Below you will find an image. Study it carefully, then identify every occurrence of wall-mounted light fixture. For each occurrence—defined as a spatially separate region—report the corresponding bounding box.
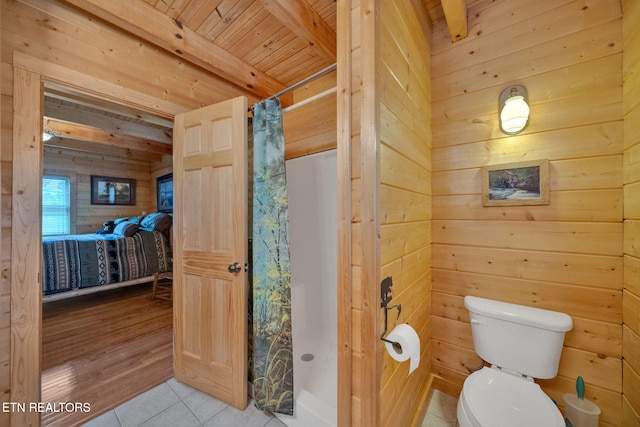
[499,85,530,135]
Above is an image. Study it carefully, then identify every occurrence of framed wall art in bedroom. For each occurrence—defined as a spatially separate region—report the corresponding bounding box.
[91,175,137,206]
[156,173,173,213]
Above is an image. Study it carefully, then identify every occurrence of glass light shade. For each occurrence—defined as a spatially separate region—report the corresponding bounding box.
[43,132,54,142]
[500,95,529,134]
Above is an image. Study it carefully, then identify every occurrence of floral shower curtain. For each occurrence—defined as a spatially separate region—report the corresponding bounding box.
[251,99,294,415]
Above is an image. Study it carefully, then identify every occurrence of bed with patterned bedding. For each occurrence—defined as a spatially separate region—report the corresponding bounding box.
[42,212,172,302]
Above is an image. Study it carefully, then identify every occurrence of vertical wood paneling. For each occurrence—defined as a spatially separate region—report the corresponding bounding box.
[358,0,379,425]
[431,1,624,424]
[10,65,42,427]
[336,0,353,424]
[623,0,640,424]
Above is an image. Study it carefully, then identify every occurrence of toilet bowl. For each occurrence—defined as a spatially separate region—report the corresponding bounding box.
[456,366,565,427]
[458,296,573,427]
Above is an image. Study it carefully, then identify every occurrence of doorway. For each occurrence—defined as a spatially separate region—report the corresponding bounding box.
[39,87,175,425]
[11,53,183,426]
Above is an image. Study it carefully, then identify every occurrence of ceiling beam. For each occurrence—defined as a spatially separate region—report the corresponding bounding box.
[61,0,289,101]
[44,139,164,163]
[45,97,173,145]
[45,87,175,129]
[260,0,337,63]
[441,0,468,42]
[44,118,173,156]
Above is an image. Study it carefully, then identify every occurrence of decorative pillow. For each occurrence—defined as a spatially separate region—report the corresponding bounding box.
[100,220,116,234]
[140,212,172,233]
[113,221,139,237]
[129,215,144,224]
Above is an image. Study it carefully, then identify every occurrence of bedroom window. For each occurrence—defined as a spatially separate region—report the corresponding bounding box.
[42,175,71,235]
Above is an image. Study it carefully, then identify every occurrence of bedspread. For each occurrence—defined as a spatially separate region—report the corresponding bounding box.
[42,230,172,296]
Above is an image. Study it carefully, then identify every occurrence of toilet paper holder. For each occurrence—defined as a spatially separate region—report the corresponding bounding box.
[380,276,402,350]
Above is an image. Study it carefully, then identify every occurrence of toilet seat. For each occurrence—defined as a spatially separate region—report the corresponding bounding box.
[459,367,565,427]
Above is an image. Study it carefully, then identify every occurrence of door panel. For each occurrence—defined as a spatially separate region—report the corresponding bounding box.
[173,96,248,409]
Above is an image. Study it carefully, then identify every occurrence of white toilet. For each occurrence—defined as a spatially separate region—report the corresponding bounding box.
[457,296,573,427]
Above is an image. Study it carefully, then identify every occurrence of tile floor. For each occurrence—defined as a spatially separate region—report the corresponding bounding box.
[421,390,459,427]
[82,379,286,427]
[82,378,458,427]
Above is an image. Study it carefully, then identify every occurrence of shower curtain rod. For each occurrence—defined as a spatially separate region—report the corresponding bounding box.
[282,87,336,114]
[250,63,337,109]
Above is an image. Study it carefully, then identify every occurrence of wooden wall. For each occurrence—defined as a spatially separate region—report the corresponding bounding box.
[622,0,640,425]
[283,71,337,159]
[43,146,158,234]
[337,0,433,425]
[1,0,256,425]
[430,0,624,425]
[378,1,432,426]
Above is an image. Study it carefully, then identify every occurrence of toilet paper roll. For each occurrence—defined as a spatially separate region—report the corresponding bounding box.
[384,323,420,375]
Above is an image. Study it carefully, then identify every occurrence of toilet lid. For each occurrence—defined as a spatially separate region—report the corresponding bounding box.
[461,367,565,427]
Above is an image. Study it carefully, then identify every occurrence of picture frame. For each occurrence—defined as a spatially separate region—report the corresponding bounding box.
[90,175,136,206]
[156,173,173,213]
[481,160,550,207]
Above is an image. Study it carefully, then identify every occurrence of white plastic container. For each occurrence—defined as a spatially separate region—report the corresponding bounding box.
[563,393,600,427]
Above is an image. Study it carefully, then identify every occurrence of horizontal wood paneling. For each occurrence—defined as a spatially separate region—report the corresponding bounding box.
[431,2,624,425]
[433,270,621,324]
[432,55,622,146]
[283,71,337,159]
[538,375,622,426]
[433,220,622,256]
[432,18,622,102]
[378,1,432,426]
[623,360,640,420]
[431,0,619,65]
[624,0,640,423]
[433,156,623,195]
[434,189,623,222]
[44,147,159,234]
[433,245,622,289]
[432,123,622,168]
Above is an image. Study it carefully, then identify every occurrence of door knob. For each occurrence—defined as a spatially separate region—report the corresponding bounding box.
[228,262,242,273]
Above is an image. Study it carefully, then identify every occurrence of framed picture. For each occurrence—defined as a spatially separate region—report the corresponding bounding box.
[91,175,136,205]
[156,173,173,213]
[481,160,550,207]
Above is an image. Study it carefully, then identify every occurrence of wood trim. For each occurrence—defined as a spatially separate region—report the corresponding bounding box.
[11,63,43,427]
[13,52,184,119]
[11,52,180,427]
[359,0,381,425]
[336,0,352,424]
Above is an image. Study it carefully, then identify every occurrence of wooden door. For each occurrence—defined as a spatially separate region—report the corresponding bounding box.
[173,96,248,409]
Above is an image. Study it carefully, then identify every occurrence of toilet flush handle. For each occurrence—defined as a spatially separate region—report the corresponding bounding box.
[470,318,488,326]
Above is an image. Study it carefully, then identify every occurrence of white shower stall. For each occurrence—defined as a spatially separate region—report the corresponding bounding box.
[275,149,337,427]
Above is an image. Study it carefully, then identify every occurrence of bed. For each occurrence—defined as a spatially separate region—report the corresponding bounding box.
[42,212,172,302]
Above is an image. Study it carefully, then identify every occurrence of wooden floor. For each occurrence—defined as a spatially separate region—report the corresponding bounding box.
[41,282,173,426]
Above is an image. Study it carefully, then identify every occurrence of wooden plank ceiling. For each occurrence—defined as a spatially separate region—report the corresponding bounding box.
[48,0,466,158]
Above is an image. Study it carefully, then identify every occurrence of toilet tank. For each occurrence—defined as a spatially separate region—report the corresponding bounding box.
[464,296,573,379]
